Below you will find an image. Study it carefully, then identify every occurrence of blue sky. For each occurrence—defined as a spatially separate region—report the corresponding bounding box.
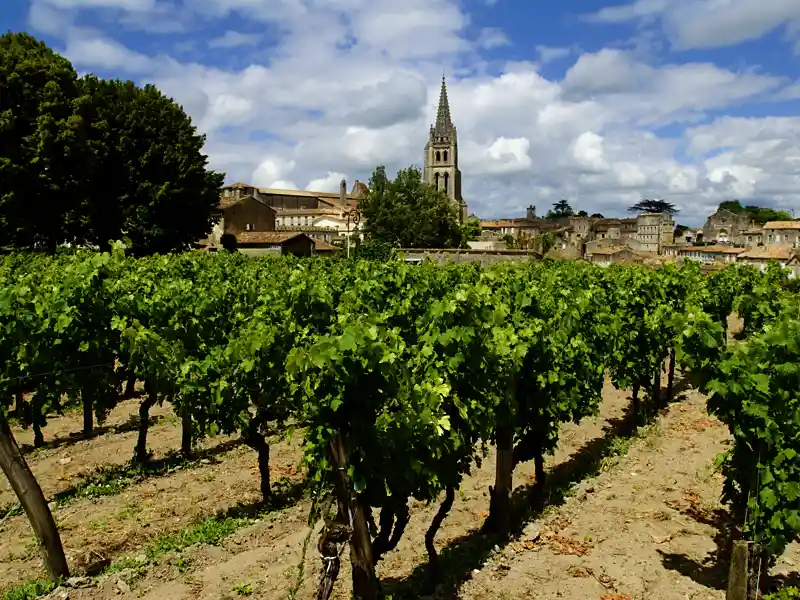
[3,0,800,225]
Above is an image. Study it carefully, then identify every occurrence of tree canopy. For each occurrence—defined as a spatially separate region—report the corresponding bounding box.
[0,32,86,250]
[545,199,574,219]
[0,32,223,254]
[628,198,678,216]
[717,200,793,224]
[359,165,465,248]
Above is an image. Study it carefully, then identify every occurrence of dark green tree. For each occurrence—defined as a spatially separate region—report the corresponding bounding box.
[545,199,574,219]
[590,213,604,218]
[0,32,86,250]
[628,198,678,215]
[74,77,224,254]
[576,210,588,217]
[359,165,463,248]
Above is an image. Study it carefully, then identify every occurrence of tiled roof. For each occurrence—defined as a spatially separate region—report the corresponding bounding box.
[763,221,800,230]
[217,195,275,211]
[678,244,743,254]
[235,231,309,245]
[737,245,796,260]
[314,240,341,252]
[275,208,340,216]
[590,246,628,255]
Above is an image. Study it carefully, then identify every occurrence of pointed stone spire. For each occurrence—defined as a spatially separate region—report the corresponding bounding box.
[433,75,453,136]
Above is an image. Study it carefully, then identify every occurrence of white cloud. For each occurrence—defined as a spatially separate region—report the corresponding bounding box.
[23,0,800,225]
[536,45,572,63]
[584,0,800,51]
[306,172,348,192]
[208,31,262,49]
[477,28,510,49]
[571,132,609,173]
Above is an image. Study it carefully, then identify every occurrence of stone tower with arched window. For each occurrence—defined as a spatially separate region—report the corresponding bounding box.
[423,76,467,222]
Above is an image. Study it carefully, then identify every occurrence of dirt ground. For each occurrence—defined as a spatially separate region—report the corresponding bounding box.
[2,370,798,600]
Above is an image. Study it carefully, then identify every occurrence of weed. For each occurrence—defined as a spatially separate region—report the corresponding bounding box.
[233,582,253,596]
[0,580,54,600]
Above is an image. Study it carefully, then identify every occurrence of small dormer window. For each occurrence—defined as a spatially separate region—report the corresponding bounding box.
[245,224,255,231]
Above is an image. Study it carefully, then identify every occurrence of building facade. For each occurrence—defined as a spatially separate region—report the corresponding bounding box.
[423,76,468,222]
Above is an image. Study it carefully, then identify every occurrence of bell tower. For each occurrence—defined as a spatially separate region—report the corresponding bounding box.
[423,75,467,222]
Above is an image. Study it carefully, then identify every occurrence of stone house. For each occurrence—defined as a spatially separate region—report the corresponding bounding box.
[233,231,316,257]
[786,253,800,278]
[667,244,743,264]
[742,228,766,247]
[636,212,674,253]
[736,245,796,270]
[762,221,800,247]
[587,246,637,266]
[220,179,365,242]
[198,194,277,248]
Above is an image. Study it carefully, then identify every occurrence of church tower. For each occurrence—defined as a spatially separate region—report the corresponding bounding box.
[424,76,467,222]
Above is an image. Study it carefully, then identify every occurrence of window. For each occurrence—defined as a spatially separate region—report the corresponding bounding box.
[245,223,255,231]
[435,151,441,162]
[443,150,448,161]
[434,173,440,189]
[444,172,449,194]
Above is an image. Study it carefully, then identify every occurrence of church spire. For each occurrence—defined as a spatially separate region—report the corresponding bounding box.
[433,75,453,136]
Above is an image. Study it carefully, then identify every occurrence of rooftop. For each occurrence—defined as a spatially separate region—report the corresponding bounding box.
[763,221,800,230]
[737,245,797,260]
[235,231,310,245]
[679,244,744,254]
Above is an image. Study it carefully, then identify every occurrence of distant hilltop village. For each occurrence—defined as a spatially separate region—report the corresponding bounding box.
[196,75,799,271]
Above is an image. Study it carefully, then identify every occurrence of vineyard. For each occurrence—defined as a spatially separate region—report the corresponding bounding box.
[1,247,800,600]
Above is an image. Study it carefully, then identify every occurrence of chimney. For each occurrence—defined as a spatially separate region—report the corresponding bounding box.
[526,205,536,219]
[340,179,347,204]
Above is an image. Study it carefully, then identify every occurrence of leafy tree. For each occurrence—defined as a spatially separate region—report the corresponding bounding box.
[576,210,588,217]
[591,213,604,218]
[545,199,574,219]
[628,198,678,215]
[462,216,482,241]
[74,77,224,255]
[0,32,86,250]
[718,200,745,213]
[718,200,792,223]
[674,224,690,237]
[359,165,463,248]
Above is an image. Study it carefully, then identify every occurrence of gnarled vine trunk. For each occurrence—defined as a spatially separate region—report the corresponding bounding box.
[82,395,93,435]
[329,434,377,600]
[425,486,455,574]
[487,425,514,535]
[243,417,271,501]
[135,392,157,463]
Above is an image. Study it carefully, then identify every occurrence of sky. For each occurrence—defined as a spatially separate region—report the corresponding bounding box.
[3,0,800,225]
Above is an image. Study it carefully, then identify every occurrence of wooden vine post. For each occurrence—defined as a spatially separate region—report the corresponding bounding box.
[0,409,70,581]
[726,540,766,600]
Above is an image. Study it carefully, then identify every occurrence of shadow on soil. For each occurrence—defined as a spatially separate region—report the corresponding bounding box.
[51,438,246,504]
[19,404,164,455]
[657,506,736,591]
[380,396,675,599]
[381,380,693,600]
[658,507,800,595]
[80,475,309,576]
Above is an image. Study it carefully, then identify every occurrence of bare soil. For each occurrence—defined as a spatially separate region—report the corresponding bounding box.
[3,374,799,600]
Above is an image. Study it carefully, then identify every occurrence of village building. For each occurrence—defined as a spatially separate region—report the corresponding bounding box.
[662,244,743,264]
[233,232,317,257]
[762,221,800,247]
[701,207,754,245]
[736,245,797,270]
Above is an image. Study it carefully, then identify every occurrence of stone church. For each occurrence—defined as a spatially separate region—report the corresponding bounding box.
[423,76,469,222]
